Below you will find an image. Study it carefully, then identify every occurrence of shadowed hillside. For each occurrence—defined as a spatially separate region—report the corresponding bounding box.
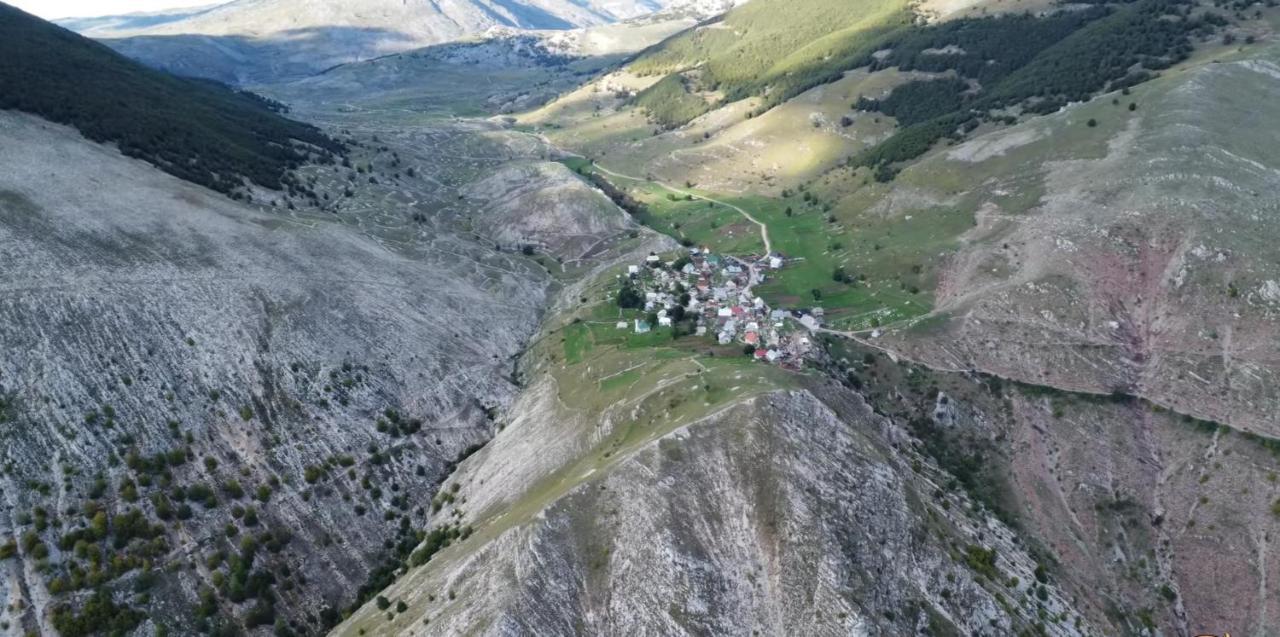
[0,3,342,196]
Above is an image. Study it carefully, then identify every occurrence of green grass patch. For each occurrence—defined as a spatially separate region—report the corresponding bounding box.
[562,323,592,364]
[630,0,914,109]
[560,156,593,173]
[566,162,959,327]
[565,160,765,254]
[599,366,646,394]
[720,192,960,327]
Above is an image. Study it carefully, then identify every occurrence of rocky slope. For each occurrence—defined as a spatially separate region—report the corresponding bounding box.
[336,309,1280,636]
[335,377,1094,636]
[874,49,1280,439]
[0,103,647,634]
[824,340,1280,636]
[461,161,637,261]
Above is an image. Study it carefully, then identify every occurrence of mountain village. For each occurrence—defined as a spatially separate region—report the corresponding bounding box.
[616,247,821,367]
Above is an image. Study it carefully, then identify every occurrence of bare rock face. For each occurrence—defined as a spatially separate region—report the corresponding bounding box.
[335,385,1096,636]
[0,111,550,634]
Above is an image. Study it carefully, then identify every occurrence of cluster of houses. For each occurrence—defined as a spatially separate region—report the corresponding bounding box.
[616,248,822,367]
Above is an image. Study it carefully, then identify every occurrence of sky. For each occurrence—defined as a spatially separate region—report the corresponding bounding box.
[9,0,221,20]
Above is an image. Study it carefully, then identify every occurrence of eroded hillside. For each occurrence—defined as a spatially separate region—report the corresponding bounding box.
[336,305,1280,634]
[0,97,660,634]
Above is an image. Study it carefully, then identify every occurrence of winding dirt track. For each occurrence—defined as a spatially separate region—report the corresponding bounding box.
[591,161,773,255]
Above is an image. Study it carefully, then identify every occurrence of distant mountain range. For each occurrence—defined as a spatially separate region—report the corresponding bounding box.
[55,3,227,34]
[60,0,742,84]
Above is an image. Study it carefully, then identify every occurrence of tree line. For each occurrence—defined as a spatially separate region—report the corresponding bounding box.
[854,0,1221,176]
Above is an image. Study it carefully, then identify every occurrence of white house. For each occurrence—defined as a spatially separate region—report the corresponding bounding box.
[658,316,673,327]
[769,256,784,269]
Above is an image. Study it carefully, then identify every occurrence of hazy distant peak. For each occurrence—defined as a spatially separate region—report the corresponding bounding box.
[63,0,742,83]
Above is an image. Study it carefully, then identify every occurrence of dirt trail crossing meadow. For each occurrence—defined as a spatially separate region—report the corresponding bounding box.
[590,161,773,255]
